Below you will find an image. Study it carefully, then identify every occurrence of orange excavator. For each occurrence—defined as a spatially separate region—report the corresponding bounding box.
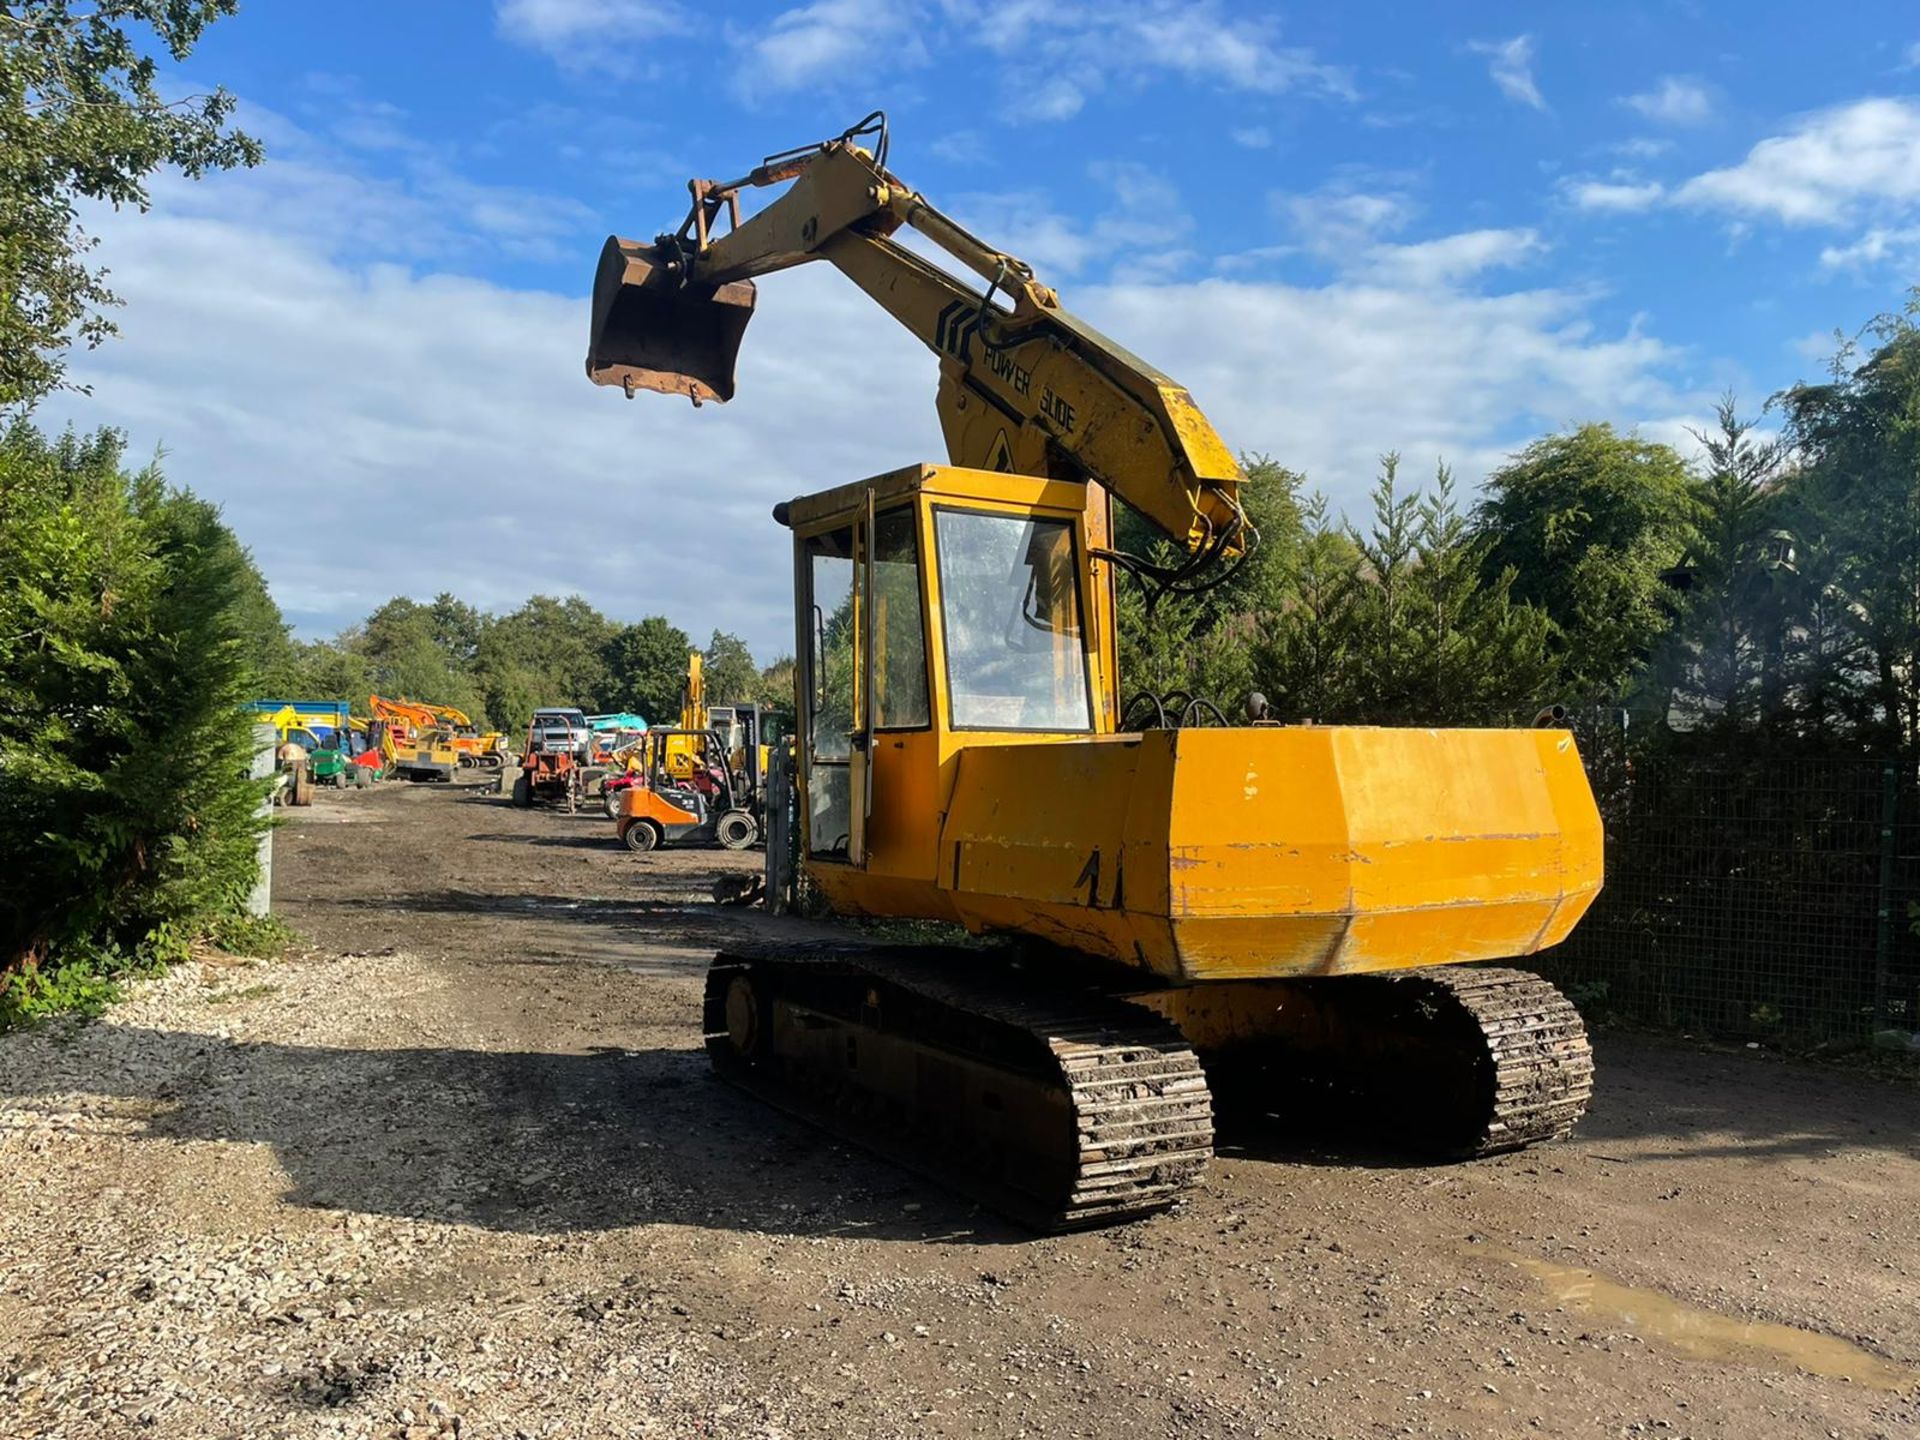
[586,115,1602,1229]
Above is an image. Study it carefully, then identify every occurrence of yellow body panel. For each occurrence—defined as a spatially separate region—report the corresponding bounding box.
[791,463,1603,985]
[814,725,1601,982]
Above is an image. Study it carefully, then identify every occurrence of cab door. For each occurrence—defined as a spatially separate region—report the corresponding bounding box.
[798,498,934,874]
[847,494,877,867]
[799,522,858,866]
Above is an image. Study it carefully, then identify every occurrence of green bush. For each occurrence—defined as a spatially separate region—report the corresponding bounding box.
[0,424,273,1025]
[206,910,296,961]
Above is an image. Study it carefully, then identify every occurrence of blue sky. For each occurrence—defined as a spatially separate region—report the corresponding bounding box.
[46,1,1920,661]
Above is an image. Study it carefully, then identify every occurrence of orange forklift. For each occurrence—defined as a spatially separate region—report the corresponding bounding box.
[612,726,760,851]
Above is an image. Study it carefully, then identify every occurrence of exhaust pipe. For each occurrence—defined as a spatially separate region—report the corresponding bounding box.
[586,235,757,405]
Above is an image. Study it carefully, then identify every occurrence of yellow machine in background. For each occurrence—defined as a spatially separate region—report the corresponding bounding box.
[660,650,773,797]
[368,696,461,783]
[588,115,1603,1229]
[658,651,708,782]
[417,701,511,769]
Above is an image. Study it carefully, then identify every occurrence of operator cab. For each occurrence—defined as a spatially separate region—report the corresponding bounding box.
[784,463,1105,877]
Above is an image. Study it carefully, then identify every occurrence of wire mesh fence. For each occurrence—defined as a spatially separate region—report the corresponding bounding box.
[1540,738,1920,1046]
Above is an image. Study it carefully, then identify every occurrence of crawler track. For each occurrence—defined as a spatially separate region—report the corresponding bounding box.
[1187,965,1594,1158]
[1409,965,1595,1155]
[703,943,1213,1230]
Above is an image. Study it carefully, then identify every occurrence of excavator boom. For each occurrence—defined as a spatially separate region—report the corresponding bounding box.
[587,114,1245,558]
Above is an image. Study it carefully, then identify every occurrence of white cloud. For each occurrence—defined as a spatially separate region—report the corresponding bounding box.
[500,1,1352,119]
[734,0,927,95]
[1089,279,1683,502]
[1607,137,1674,160]
[1467,35,1544,111]
[948,163,1194,278]
[493,0,689,69]
[1791,327,1848,364]
[928,129,987,165]
[732,1,1348,116]
[1266,181,1543,287]
[1675,97,1920,224]
[1274,184,1416,258]
[1231,126,1273,150]
[147,100,604,265]
[1566,178,1665,212]
[1362,227,1546,287]
[1819,226,1920,270]
[47,137,935,656]
[1622,76,1714,126]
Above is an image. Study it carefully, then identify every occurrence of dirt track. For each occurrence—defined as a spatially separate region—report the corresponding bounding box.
[3,774,1918,1439]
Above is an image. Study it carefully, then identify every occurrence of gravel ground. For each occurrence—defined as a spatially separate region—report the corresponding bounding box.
[2,775,1917,1439]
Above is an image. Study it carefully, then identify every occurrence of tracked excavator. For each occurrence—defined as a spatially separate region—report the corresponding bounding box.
[586,115,1602,1229]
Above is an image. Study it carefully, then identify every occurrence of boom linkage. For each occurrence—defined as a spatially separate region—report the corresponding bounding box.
[586,115,1247,560]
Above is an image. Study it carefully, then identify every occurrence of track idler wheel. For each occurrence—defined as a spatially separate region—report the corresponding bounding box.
[722,973,765,1058]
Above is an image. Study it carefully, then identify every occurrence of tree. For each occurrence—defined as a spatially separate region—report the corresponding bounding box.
[0,424,266,1007]
[1202,454,1305,619]
[287,634,370,705]
[1474,423,1699,699]
[703,629,759,705]
[600,615,691,725]
[0,1,261,409]
[756,655,797,714]
[1404,463,1558,724]
[1116,580,1256,720]
[1775,298,1920,754]
[225,529,298,691]
[478,595,614,711]
[1251,458,1558,727]
[1344,453,1423,718]
[1251,494,1360,723]
[356,596,484,716]
[427,592,484,668]
[1642,397,1792,734]
[1113,453,1305,714]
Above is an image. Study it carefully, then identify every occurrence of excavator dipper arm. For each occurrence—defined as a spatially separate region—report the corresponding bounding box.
[586,116,1246,558]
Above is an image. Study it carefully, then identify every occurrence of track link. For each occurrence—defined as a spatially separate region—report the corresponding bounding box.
[703,943,1212,1231]
[1406,966,1594,1155]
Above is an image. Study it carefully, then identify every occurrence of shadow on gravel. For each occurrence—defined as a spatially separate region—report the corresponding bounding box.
[465,832,618,851]
[4,1025,1030,1245]
[302,890,747,953]
[1564,1032,1920,1163]
[1202,1027,1920,1169]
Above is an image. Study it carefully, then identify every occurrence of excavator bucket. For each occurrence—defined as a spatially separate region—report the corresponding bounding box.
[586,235,757,404]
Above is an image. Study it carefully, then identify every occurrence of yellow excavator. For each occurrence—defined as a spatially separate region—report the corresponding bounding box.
[587,115,1603,1229]
[416,701,511,770]
[658,650,772,792]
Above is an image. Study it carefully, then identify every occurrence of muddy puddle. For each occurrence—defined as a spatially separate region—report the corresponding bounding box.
[1472,1244,1913,1391]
